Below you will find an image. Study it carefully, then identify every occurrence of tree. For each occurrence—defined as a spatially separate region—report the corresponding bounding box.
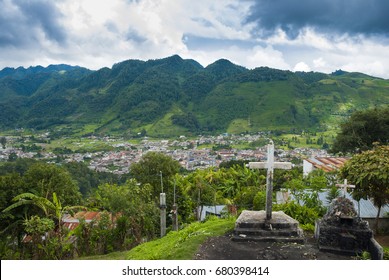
[3,192,84,227]
[331,107,389,154]
[130,152,181,198]
[89,180,159,246]
[3,192,85,259]
[0,158,37,176]
[63,161,100,196]
[340,145,389,232]
[23,215,55,259]
[23,162,82,206]
[183,170,217,221]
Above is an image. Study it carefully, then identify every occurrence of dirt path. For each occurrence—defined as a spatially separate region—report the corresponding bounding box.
[194,231,358,260]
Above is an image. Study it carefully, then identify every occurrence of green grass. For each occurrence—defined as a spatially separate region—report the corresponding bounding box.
[140,105,189,137]
[77,250,129,260]
[126,216,236,260]
[47,137,114,152]
[75,217,236,260]
[227,118,252,134]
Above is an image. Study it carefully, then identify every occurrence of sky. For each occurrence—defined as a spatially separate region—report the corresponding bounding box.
[1,0,389,78]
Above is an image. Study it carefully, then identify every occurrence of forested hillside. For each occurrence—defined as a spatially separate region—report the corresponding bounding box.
[1,55,388,137]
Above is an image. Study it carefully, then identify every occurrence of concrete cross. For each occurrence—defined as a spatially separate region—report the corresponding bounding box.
[247,140,292,220]
[336,179,355,197]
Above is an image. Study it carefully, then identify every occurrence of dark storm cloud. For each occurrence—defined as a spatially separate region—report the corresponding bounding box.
[0,0,66,47]
[246,0,389,38]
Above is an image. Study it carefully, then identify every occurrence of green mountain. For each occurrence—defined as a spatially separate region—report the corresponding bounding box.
[0,55,388,137]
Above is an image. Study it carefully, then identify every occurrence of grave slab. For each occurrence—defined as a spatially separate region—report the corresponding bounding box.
[232,210,305,243]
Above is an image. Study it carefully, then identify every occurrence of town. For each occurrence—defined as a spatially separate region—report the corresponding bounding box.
[0,132,330,174]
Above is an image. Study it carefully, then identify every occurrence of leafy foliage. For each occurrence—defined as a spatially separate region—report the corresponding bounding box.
[89,180,159,243]
[274,201,320,226]
[331,107,389,154]
[130,152,181,198]
[340,145,389,231]
[22,162,82,206]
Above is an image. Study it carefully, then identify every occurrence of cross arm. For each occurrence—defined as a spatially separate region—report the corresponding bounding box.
[247,162,292,170]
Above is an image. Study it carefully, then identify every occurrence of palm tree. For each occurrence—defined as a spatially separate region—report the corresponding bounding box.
[3,192,85,237]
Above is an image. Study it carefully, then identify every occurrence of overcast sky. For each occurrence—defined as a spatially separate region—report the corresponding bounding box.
[1,0,389,78]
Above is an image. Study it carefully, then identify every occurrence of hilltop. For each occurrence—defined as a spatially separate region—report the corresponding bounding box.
[0,55,388,137]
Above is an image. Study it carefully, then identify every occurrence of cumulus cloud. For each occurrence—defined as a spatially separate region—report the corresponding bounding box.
[0,0,389,78]
[293,62,311,72]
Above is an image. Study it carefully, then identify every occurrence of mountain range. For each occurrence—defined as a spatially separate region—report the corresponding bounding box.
[1,55,388,137]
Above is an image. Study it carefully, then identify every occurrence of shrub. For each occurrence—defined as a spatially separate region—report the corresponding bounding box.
[274,201,320,226]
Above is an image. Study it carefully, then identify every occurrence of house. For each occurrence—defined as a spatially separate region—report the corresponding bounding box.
[22,211,116,243]
[303,157,349,177]
[197,205,237,221]
[62,211,117,231]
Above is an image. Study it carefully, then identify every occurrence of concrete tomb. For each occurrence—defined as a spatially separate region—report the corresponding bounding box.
[315,196,383,259]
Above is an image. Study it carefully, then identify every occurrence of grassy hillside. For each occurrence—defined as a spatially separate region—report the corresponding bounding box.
[127,216,236,260]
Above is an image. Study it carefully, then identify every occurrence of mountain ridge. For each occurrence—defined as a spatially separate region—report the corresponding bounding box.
[0,55,388,137]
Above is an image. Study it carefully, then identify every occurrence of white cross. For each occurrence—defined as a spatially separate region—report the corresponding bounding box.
[336,179,355,197]
[247,140,292,220]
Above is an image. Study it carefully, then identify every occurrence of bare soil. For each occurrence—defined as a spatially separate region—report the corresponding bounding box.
[194,231,384,260]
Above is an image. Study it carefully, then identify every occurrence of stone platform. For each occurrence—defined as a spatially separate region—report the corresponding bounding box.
[232,210,305,243]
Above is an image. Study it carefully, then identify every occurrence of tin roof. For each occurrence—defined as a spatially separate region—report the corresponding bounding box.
[318,192,389,218]
[62,211,117,231]
[305,157,349,172]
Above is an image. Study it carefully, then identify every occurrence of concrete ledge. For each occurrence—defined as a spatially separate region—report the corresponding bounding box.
[317,245,359,256]
[232,234,305,244]
[235,210,299,230]
[233,210,305,244]
[369,238,383,260]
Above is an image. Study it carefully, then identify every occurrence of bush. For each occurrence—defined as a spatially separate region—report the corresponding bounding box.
[253,191,266,210]
[274,201,320,226]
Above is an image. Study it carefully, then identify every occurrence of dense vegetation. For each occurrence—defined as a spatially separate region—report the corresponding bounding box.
[1,55,388,137]
[331,107,389,154]
[1,138,388,259]
[0,153,336,260]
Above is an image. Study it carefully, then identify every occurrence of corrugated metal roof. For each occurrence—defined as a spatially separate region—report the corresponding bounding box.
[63,222,79,231]
[318,192,389,218]
[74,211,101,221]
[305,157,349,172]
[61,211,117,231]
